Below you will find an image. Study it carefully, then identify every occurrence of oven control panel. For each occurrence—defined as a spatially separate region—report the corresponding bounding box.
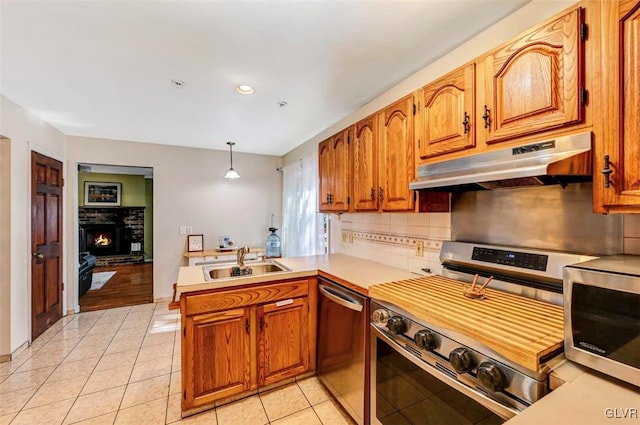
[472,247,548,271]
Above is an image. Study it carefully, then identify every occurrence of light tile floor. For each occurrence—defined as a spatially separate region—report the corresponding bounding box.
[0,302,356,425]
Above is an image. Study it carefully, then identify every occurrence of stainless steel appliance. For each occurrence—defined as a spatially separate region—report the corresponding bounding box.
[564,256,640,388]
[317,276,369,425]
[409,131,591,191]
[370,241,594,424]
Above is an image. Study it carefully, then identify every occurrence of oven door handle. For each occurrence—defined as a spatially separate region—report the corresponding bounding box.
[319,284,363,312]
[371,324,519,420]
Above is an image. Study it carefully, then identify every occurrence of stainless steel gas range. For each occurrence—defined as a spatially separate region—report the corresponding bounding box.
[369,241,596,425]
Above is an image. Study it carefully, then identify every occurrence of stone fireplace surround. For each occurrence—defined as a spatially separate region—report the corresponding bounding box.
[78,206,145,266]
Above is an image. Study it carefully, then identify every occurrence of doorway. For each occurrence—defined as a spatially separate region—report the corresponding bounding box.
[31,151,64,339]
[77,163,154,312]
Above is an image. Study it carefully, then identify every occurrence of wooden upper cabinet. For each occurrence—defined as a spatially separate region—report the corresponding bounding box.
[598,0,640,211]
[419,64,475,159]
[183,308,251,408]
[318,139,333,212]
[331,129,351,212]
[353,114,379,211]
[318,128,351,213]
[258,297,309,387]
[379,95,415,211]
[481,8,584,144]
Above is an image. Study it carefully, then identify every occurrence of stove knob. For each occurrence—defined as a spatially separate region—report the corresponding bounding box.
[449,348,476,373]
[386,316,407,335]
[372,309,390,325]
[414,330,436,350]
[477,362,506,393]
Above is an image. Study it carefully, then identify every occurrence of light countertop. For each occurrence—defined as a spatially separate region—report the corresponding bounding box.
[506,367,640,424]
[175,253,417,297]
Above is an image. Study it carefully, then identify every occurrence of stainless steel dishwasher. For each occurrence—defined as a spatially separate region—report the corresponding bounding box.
[317,276,369,425]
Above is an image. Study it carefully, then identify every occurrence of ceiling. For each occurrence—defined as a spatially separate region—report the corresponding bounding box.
[1,0,530,156]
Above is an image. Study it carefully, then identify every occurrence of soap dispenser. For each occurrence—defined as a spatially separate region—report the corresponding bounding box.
[266,227,281,258]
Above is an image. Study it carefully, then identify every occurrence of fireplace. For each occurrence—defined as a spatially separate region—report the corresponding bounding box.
[80,224,131,256]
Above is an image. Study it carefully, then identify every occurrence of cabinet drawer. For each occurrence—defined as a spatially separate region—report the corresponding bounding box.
[185,279,310,316]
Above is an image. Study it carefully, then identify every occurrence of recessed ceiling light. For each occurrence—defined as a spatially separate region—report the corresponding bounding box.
[171,79,185,88]
[277,101,288,107]
[236,84,255,95]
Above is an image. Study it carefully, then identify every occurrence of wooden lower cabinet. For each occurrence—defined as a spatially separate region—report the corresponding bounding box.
[181,278,316,412]
[258,298,309,387]
[183,308,252,408]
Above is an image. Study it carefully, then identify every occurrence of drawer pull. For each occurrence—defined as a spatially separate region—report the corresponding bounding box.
[275,299,294,307]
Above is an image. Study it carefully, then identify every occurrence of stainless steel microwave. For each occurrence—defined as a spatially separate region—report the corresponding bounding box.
[564,256,640,388]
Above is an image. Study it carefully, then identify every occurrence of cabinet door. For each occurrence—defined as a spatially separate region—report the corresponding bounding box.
[183,308,251,409]
[318,139,333,212]
[615,1,640,200]
[482,8,584,144]
[420,64,475,158]
[353,115,379,211]
[258,297,309,387]
[331,128,351,212]
[379,95,415,211]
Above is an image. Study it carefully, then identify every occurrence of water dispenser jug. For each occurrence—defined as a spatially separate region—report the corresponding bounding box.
[266,227,281,258]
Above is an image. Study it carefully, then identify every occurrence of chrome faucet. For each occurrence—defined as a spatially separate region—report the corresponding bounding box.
[237,246,250,266]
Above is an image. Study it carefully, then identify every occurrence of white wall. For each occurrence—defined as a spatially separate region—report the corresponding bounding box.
[283,0,577,166]
[0,95,67,355]
[66,136,282,306]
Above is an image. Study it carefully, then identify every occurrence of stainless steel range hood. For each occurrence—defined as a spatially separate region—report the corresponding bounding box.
[409,132,592,191]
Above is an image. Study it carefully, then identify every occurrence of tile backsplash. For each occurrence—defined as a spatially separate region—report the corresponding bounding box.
[329,212,452,275]
[623,215,640,254]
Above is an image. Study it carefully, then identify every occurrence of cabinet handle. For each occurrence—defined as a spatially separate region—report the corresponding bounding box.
[370,187,375,201]
[328,193,333,205]
[326,194,329,204]
[462,112,470,134]
[602,155,612,189]
[260,317,265,331]
[482,105,491,129]
[245,319,249,334]
[379,187,384,202]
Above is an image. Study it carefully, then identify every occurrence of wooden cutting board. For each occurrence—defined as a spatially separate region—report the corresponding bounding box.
[369,275,564,372]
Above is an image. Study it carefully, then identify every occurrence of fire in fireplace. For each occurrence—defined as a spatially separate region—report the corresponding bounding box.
[80,224,131,256]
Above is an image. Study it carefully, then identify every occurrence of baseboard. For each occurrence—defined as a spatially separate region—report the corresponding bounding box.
[154,296,172,303]
[0,340,29,363]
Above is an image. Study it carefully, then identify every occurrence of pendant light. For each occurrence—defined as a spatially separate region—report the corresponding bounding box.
[224,142,240,179]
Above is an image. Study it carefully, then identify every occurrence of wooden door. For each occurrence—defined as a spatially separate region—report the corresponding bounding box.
[258,297,309,387]
[420,64,475,158]
[31,151,63,340]
[379,95,415,211]
[482,8,584,144]
[330,128,351,212]
[353,115,379,211]
[318,139,333,212]
[183,308,251,409]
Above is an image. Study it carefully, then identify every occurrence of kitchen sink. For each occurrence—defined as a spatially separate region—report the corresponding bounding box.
[203,260,291,281]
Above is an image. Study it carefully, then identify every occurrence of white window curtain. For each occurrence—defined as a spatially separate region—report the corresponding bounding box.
[282,153,324,257]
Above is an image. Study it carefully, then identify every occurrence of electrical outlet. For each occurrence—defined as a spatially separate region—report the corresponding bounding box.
[348,231,353,244]
[187,226,193,234]
[341,231,353,244]
[415,240,424,257]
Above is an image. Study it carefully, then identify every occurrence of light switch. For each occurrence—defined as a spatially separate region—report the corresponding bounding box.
[179,226,187,235]
[187,226,193,234]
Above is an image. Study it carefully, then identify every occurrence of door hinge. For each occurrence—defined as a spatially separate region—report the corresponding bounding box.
[61,282,64,291]
[183,390,187,400]
[347,135,350,144]
[347,196,350,205]
[61,178,65,187]
[413,104,417,116]
[183,327,186,337]
[418,139,421,149]
[581,87,588,105]
[580,22,588,41]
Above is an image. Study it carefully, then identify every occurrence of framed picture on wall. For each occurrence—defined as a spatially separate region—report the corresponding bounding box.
[187,234,204,252]
[84,181,122,206]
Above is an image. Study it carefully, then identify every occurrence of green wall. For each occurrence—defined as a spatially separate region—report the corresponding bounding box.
[144,178,153,260]
[79,172,153,260]
[78,172,146,206]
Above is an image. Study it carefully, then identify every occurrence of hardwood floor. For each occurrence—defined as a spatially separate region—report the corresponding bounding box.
[79,262,153,312]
